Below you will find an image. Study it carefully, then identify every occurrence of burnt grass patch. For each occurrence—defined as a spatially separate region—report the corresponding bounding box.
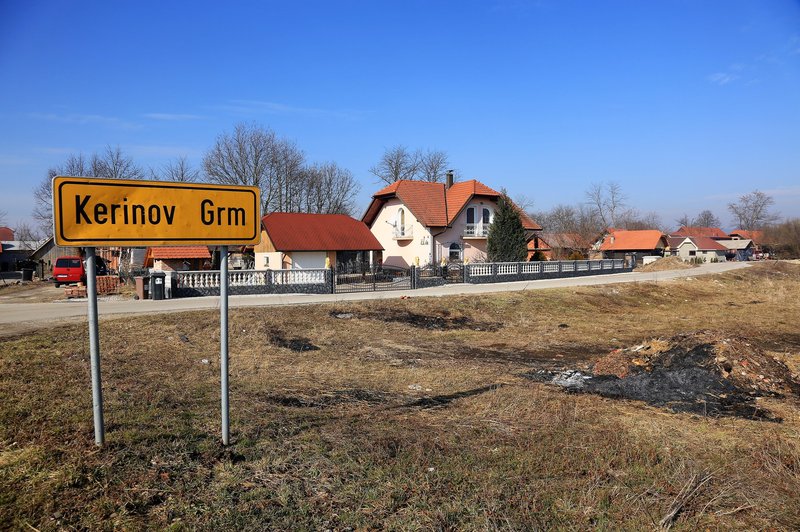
[524,332,800,422]
[268,330,319,352]
[258,389,392,409]
[330,308,501,331]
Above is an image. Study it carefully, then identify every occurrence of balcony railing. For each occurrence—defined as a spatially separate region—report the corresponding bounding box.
[393,225,413,239]
[463,223,489,238]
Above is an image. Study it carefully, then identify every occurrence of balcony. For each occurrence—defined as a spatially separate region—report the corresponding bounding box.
[463,223,489,238]
[393,225,413,240]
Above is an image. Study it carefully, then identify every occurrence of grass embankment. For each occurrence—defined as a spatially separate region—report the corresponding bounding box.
[2,263,799,529]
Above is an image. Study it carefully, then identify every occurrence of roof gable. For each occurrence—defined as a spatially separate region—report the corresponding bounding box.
[262,213,383,251]
[364,179,541,231]
[686,236,728,251]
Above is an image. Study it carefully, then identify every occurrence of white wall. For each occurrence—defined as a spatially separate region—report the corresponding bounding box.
[369,198,433,267]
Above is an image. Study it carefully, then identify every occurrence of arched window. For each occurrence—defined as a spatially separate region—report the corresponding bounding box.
[396,208,406,235]
[482,208,491,225]
[449,243,462,261]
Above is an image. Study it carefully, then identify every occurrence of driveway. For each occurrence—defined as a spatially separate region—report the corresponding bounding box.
[0,262,749,336]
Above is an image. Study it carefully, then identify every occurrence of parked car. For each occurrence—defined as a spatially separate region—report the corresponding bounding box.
[52,256,108,287]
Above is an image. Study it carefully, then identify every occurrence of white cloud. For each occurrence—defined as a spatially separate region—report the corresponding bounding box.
[707,72,739,86]
[213,99,360,120]
[29,113,141,130]
[143,113,205,121]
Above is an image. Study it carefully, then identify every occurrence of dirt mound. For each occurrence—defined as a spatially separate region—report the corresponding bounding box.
[542,332,800,420]
[636,256,696,272]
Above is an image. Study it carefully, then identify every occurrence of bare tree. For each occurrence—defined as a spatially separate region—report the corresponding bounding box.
[693,210,721,228]
[94,146,145,180]
[617,209,665,231]
[417,150,449,182]
[369,145,420,184]
[585,181,627,229]
[728,190,780,230]
[0,209,7,227]
[156,156,200,182]
[675,213,691,228]
[203,123,278,212]
[32,148,143,235]
[12,221,43,249]
[535,203,604,246]
[302,162,360,215]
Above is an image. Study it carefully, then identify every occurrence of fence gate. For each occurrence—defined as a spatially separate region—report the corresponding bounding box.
[334,263,412,293]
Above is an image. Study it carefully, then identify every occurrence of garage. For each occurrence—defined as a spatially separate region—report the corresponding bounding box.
[291,251,327,270]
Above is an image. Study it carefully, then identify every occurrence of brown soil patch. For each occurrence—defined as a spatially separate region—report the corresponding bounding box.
[636,256,697,272]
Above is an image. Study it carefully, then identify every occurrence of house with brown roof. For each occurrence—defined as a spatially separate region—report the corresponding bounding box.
[673,226,728,240]
[597,230,668,262]
[536,232,590,260]
[255,213,383,270]
[671,236,728,262]
[362,175,541,268]
[145,246,212,271]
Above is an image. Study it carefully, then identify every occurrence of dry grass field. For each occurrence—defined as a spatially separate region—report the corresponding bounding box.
[2,262,799,530]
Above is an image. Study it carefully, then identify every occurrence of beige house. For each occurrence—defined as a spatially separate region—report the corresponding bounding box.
[671,236,728,262]
[254,213,383,270]
[362,175,541,268]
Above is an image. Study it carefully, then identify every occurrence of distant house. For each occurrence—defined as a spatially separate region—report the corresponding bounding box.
[538,232,589,260]
[145,246,211,271]
[27,237,81,278]
[728,229,763,242]
[729,229,764,255]
[255,213,383,270]
[718,239,753,261]
[363,175,541,268]
[598,230,668,262]
[671,236,728,262]
[673,226,728,240]
[526,234,552,260]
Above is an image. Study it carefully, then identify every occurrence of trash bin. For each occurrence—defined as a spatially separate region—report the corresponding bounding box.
[21,269,33,282]
[134,276,147,300]
[151,271,166,300]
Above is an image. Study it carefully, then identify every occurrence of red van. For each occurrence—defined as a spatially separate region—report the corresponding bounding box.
[53,256,85,287]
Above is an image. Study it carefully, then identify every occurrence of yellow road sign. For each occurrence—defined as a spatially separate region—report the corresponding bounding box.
[53,177,261,246]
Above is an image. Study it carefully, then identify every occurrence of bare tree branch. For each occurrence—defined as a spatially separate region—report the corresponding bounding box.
[369,145,420,184]
[727,190,780,230]
[417,149,449,182]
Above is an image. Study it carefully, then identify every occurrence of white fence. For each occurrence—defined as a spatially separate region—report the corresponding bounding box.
[175,268,328,288]
[466,259,627,278]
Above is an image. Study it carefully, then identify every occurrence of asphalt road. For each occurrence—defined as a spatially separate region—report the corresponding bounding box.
[0,262,749,334]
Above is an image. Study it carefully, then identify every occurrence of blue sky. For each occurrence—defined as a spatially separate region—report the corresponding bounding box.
[1,0,799,232]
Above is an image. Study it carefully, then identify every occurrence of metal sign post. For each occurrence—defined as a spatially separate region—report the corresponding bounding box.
[52,176,260,447]
[220,245,230,445]
[85,247,105,445]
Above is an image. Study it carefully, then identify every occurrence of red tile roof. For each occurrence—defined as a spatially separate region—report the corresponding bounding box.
[262,213,383,251]
[364,179,541,231]
[0,227,14,241]
[674,226,727,239]
[729,229,763,243]
[686,236,728,251]
[600,230,667,251]
[149,246,211,259]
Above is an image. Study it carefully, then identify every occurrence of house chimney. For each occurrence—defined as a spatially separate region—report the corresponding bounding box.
[446,170,454,189]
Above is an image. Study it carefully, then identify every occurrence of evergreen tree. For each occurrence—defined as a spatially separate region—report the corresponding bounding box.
[487,193,528,262]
